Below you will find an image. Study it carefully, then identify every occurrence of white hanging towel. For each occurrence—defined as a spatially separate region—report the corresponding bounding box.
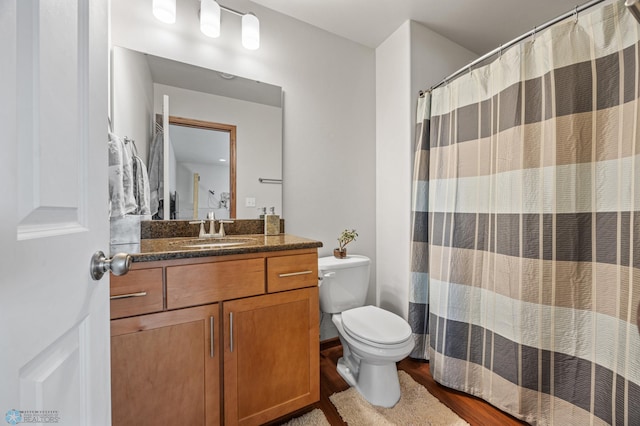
[123,138,151,216]
[131,153,151,215]
[148,130,164,216]
[108,132,136,217]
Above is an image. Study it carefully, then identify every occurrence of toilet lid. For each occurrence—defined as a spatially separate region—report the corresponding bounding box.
[341,306,412,346]
[318,254,370,271]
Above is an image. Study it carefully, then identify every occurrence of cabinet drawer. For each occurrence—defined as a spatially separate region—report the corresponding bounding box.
[110,268,163,319]
[267,253,318,293]
[166,258,265,310]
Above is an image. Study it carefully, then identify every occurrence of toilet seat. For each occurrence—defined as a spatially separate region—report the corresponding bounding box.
[341,306,412,349]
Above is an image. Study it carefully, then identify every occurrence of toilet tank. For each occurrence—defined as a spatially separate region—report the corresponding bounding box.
[318,255,370,314]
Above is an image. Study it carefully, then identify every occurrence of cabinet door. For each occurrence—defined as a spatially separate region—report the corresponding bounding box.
[223,287,319,426]
[111,304,220,426]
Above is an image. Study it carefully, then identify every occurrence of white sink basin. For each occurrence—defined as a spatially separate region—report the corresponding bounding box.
[186,241,249,249]
[169,237,256,250]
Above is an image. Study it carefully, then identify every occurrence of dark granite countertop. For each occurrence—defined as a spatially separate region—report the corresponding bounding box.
[131,234,323,262]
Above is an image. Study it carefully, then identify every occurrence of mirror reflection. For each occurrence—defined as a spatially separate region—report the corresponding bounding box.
[111,46,283,220]
[169,119,235,220]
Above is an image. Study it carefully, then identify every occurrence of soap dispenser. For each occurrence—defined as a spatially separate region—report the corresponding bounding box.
[264,207,280,235]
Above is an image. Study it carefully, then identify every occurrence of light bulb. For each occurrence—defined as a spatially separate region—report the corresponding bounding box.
[152,0,176,24]
[200,0,221,38]
[242,13,260,50]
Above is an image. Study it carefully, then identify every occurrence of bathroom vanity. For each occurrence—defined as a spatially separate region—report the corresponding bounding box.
[109,233,322,426]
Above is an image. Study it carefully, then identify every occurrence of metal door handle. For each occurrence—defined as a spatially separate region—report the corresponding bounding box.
[110,292,146,300]
[230,312,234,352]
[214,316,219,358]
[90,251,132,280]
[279,270,313,278]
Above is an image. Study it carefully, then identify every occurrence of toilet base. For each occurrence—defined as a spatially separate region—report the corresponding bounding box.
[336,356,401,408]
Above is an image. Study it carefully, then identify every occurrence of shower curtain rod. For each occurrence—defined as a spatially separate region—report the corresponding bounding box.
[427,0,610,93]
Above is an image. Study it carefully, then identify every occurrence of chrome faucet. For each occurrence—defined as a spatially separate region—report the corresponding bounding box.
[214,218,234,237]
[188,220,208,238]
[211,211,234,237]
[189,212,233,238]
[207,212,216,237]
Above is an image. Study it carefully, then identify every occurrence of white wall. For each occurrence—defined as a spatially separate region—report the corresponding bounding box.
[409,22,478,132]
[153,84,282,219]
[375,22,412,318]
[176,161,230,220]
[111,47,154,163]
[110,0,376,274]
[375,21,477,319]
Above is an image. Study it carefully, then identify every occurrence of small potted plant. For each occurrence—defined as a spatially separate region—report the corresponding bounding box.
[334,229,358,259]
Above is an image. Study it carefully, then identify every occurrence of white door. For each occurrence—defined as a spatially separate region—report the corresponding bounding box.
[0,0,111,425]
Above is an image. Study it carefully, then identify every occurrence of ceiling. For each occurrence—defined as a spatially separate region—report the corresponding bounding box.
[170,124,230,165]
[249,0,591,54]
[145,52,283,107]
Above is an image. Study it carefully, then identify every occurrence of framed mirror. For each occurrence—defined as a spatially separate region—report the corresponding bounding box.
[111,46,283,220]
[168,117,236,220]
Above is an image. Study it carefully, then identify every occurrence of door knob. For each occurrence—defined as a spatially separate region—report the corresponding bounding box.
[90,251,132,280]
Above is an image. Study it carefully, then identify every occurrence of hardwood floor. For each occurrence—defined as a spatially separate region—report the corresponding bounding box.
[267,339,527,426]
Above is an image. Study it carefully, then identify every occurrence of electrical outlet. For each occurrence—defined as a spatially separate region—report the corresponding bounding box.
[245,197,256,207]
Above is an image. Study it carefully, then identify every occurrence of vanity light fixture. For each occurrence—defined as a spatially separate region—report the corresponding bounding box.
[152,0,260,50]
[152,0,176,24]
[198,0,260,50]
[241,12,260,50]
[200,0,221,38]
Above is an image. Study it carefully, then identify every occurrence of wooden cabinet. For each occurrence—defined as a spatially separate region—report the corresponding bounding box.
[223,287,319,425]
[110,267,163,319]
[110,248,319,426]
[166,258,265,309]
[111,304,220,426]
[266,252,318,293]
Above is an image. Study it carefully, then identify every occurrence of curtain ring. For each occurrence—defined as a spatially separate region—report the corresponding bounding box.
[499,44,503,59]
[532,26,537,43]
[574,5,579,23]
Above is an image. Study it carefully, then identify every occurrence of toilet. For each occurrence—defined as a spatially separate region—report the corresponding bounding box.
[318,255,415,407]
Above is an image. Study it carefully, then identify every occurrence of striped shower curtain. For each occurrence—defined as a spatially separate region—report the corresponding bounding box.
[412,1,640,424]
[409,93,431,360]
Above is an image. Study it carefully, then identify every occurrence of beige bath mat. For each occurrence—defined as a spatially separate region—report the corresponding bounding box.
[281,408,330,426]
[329,370,469,425]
